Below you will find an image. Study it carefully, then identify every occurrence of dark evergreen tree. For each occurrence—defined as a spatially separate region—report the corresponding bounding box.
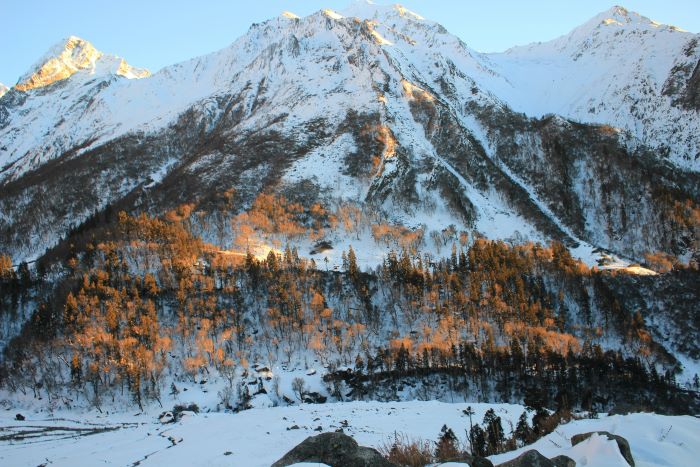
[483,408,504,454]
[469,424,487,457]
[347,246,358,278]
[514,411,532,445]
[531,407,551,437]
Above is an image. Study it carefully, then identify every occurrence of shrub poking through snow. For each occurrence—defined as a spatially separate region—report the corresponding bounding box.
[379,433,433,467]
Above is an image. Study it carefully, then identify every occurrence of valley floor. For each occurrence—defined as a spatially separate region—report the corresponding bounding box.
[0,401,697,466]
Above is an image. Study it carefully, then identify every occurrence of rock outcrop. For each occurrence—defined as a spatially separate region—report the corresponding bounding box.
[496,450,555,467]
[571,431,634,466]
[271,432,395,467]
[550,455,576,467]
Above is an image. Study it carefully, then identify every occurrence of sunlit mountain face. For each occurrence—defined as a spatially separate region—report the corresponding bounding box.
[0,4,698,466]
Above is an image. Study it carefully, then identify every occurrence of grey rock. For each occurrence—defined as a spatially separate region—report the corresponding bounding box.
[497,449,555,467]
[438,453,493,467]
[550,454,576,467]
[466,453,495,467]
[571,431,634,466]
[302,391,327,404]
[271,432,395,467]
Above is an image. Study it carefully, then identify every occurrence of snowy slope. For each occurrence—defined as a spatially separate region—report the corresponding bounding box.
[0,3,698,267]
[340,2,700,171]
[487,6,700,170]
[0,12,391,183]
[4,4,698,182]
[0,37,151,181]
[0,402,698,467]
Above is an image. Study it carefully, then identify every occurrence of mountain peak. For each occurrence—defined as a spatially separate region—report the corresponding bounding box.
[603,5,632,21]
[342,1,425,22]
[588,5,685,31]
[15,36,150,92]
[16,36,102,91]
[280,11,300,20]
[506,5,690,58]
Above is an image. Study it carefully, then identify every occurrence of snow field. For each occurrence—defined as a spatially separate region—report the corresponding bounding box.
[1,401,698,466]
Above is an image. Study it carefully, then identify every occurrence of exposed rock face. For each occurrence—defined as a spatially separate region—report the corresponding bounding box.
[550,455,576,467]
[15,37,103,91]
[14,36,149,92]
[271,432,395,467]
[464,454,495,467]
[302,391,328,404]
[1,6,699,268]
[571,431,634,466]
[676,58,700,110]
[496,450,555,467]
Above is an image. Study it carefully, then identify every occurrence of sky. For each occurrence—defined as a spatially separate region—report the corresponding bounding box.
[1,0,698,86]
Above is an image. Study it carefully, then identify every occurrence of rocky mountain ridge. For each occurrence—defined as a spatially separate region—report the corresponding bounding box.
[0,3,698,268]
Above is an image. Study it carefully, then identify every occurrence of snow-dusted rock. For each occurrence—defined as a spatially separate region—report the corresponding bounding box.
[495,449,554,466]
[571,431,634,466]
[549,455,576,467]
[158,411,175,423]
[271,432,394,467]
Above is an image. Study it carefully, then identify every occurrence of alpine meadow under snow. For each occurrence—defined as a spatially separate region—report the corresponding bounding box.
[0,1,699,466]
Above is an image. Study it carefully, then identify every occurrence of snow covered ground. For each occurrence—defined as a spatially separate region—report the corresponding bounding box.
[0,401,697,466]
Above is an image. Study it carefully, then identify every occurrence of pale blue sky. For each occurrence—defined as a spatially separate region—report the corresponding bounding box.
[1,1,698,86]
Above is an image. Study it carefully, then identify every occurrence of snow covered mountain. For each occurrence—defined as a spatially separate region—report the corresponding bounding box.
[488,6,700,170]
[1,7,700,458]
[0,2,698,267]
[15,35,150,92]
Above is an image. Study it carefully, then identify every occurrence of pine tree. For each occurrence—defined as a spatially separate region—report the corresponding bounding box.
[469,424,487,457]
[510,338,524,373]
[514,411,532,445]
[532,407,550,437]
[463,405,475,454]
[394,344,409,372]
[483,408,504,454]
[347,245,358,278]
[266,250,278,272]
[435,424,460,461]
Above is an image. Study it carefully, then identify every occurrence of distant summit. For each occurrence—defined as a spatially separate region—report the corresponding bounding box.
[15,36,149,92]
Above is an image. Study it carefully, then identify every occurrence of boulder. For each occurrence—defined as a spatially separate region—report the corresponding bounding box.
[497,450,555,467]
[14,413,25,421]
[550,455,576,467]
[302,392,327,404]
[571,431,633,466]
[608,402,650,415]
[271,432,395,467]
[464,453,494,467]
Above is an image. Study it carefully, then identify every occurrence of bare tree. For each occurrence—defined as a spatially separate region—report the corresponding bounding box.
[291,377,307,402]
